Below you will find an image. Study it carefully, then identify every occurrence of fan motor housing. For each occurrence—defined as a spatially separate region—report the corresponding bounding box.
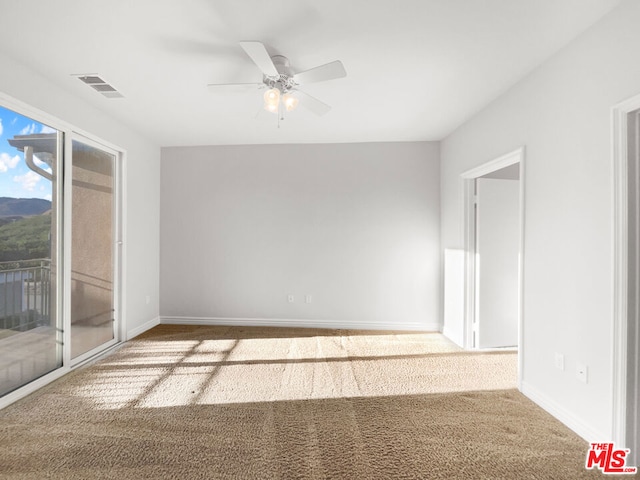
[262,55,295,92]
[271,55,293,76]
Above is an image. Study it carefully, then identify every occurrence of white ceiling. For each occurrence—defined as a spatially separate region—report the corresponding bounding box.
[0,0,622,146]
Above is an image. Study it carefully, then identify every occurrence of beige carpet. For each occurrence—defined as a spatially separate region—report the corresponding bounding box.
[0,325,599,479]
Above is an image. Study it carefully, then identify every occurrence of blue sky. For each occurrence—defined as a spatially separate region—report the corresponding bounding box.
[0,106,55,201]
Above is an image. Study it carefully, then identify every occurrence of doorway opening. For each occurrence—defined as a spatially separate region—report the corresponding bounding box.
[461,147,525,384]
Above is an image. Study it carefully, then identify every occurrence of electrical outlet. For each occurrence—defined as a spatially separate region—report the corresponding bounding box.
[287,294,294,303]
[554,353,564,371]
[145,295,151,305]
[576,363,588,383]
[305,294,312,304]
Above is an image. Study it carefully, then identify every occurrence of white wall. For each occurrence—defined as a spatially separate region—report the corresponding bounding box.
[0,49,161,338]
[443,248,464,346]
[161,142,440,331]
[441,0,640,440]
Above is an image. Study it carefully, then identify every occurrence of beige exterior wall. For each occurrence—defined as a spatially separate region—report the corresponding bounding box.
[70,143,114,358]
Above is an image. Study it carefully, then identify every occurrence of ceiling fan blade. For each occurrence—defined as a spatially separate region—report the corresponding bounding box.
[239,41,279,77]
[293,60,346,85]
[294,89,331,116]
[207,83,264,93]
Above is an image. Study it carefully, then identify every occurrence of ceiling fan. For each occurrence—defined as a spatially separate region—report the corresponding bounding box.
[208,41,347,117]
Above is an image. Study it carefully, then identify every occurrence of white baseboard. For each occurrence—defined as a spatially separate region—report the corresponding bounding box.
[160,316,441,332]
[521,380,606,443]
[442,326,464,347]
[126,316,160,340]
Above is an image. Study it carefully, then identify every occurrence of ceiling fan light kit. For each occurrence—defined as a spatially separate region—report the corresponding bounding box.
[263,88,280,113]
[282,93,299,112]
[208,41,346,123]
[262,87,300,115]
[260,55,300,115]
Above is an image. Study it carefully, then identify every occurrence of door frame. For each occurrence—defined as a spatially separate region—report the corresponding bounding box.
[461,147,525,386]
[612,93,640,449]
[0,90,126,409]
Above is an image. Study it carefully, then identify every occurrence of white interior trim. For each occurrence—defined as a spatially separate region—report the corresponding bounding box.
[460,146,525,390]
[521,381,605,442]
[611,92,640,446]
[161,316,442,332]
[442,325,463,347]
[127,316,160,340]
[460,147,525,179]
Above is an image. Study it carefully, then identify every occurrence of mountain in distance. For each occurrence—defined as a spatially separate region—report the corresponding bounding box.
[0,197,51,217]
[0,198,52,262]
[0,212,51,262]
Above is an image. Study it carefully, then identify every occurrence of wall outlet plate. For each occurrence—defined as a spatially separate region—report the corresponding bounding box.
[287,294,294,303]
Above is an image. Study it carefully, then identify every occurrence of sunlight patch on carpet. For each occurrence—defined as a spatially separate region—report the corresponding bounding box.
[68,329,517,410]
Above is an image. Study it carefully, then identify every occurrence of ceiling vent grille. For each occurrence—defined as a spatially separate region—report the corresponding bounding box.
[73,74,124,98]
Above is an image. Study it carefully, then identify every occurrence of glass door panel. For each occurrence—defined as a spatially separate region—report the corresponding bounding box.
[70,139,116,360]
[0,106,62,397]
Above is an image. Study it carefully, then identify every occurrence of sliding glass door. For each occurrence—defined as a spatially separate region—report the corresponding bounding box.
[69,137,119,362]
[0,100,122,401]
[0,106,62,397]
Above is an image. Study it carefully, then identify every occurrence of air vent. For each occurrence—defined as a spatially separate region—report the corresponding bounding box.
[78,75,106,85]
[72,74,124,98]
[90,84,116,92]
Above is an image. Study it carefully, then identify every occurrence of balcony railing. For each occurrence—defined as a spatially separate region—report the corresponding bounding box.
[0,259,51,332]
